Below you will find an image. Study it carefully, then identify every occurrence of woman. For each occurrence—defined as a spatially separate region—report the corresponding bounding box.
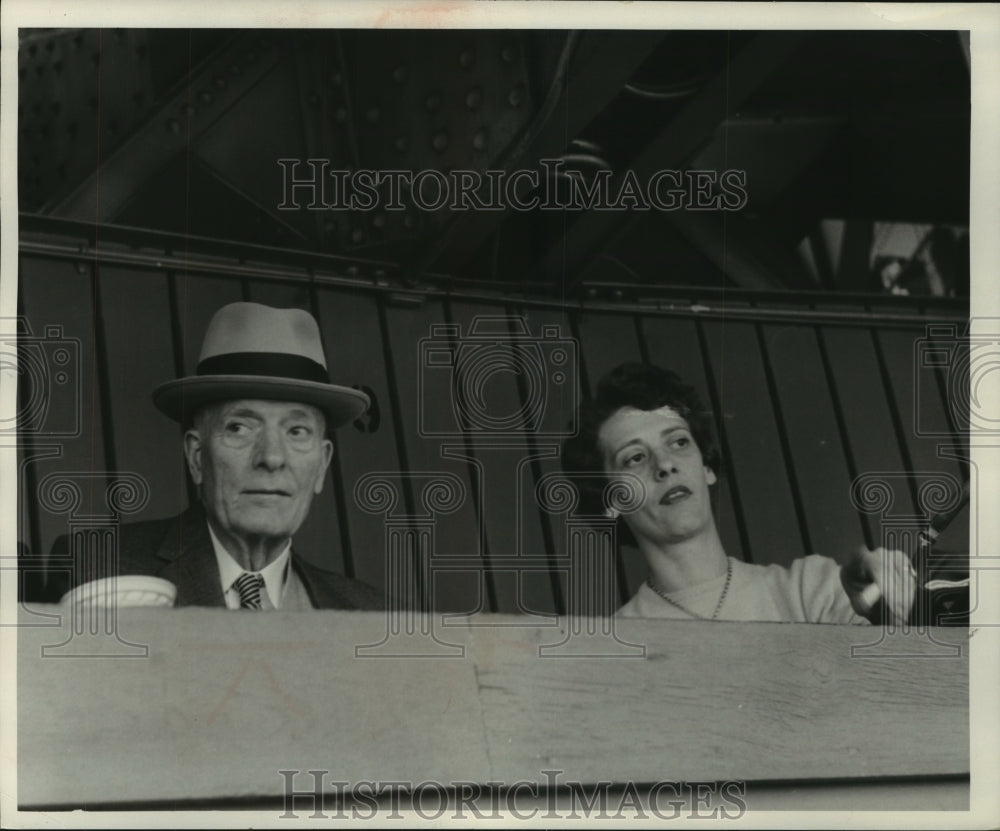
[560,363,912,623]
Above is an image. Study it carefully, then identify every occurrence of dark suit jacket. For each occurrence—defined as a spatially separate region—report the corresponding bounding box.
[48,505,383,610]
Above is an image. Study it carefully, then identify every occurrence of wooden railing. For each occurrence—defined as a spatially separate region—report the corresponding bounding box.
[16,607,968,811]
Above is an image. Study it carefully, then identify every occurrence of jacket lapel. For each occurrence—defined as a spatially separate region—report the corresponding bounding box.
[155,507,226,608]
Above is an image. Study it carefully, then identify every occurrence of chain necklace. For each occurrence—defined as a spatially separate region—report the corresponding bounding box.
[646,558,733,620]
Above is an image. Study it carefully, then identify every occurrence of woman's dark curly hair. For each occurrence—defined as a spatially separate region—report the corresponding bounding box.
[560,363,721,545]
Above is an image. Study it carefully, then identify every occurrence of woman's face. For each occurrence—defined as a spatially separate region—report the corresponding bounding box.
[597,405,717,547]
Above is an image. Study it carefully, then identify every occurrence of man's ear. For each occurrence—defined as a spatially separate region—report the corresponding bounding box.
[705,466,717,487]
[313,438,334,495]
[184,430,204,486]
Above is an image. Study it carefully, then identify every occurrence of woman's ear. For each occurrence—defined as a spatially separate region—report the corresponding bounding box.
[705,466,717,486]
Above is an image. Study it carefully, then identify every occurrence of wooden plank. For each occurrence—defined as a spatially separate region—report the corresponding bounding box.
[17,256,109,564]
[17,608,488,807]
[473,617,968,785]
[172,273,243,377]
[639,314,745,562]
[316,288,406,593]
[97,265,188,524]
[874,327,966,529]
[510,305,583,616]
[763,323,867,561]
[447,302,560,616]
[700,320,804,566]
[17,607,968,808]
[383,301,482,613]
[574,311,647,605]
[821,323,918,545]
[244,279,347,576]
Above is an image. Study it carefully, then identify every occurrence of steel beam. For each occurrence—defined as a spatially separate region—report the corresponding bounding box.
[50,33,282,223]
[527,31,809,287]
[414,30,666,275]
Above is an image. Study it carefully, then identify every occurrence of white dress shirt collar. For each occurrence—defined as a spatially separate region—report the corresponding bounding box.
[206,521,291,610]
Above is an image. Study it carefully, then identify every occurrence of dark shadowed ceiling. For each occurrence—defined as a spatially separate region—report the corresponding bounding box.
[18,28,970,299]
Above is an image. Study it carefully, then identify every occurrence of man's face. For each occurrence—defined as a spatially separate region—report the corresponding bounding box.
[598,405,717,547]
[184,399,333,547]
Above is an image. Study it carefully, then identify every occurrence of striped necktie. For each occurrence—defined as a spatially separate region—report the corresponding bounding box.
[233,572,265,610]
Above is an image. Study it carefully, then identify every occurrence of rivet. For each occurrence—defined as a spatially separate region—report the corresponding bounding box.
[472,127,488,151]
[465,87,482,109]
[392,64,408,83]
[308,93,321,106]
[322,219,336,235]
[403,215,416,229]
[230,63,241,75]
[215,76,227,89]
[432,132,448,152]
[185,104,197,116]
[199,91,213,106]
[425,92,441,112]
[75,261,89,275]
[501,45,516,63]
[351,228,364,244]
[334,107,347,123]
[330,72,342,86]
[373,213,386,229]
[394,134,409,152]
[346,265,360,277]
[508,85,524,107]
[366,107,380,123]
[459,49,475,68]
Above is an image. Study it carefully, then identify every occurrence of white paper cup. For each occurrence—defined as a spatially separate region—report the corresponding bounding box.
[60,576,177,608]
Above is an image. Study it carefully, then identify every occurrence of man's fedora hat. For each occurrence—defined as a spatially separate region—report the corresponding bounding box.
[153,302,369,428]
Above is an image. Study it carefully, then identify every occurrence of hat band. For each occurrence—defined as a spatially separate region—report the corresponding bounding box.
[196,352,330,384]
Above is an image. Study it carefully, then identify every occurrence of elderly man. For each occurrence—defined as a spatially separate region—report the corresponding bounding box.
[561,362,916,623]
[50,302,382,610]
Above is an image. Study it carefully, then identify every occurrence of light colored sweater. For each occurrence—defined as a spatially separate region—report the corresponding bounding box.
[617,555,868,624]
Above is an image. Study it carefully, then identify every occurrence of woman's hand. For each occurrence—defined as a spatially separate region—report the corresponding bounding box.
[840,546,918,624]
